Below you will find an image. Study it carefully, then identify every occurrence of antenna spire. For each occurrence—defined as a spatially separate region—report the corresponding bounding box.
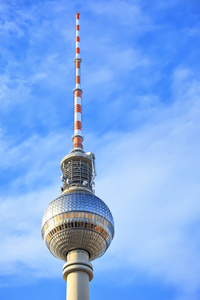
[72,12,83,151]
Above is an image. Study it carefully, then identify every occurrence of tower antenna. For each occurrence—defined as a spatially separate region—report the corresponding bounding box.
[72,12,83,151]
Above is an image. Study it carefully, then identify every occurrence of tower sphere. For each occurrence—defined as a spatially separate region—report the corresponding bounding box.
[42,190,114,261]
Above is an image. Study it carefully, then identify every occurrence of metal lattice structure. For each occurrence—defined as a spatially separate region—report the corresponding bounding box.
[60,151,96,193]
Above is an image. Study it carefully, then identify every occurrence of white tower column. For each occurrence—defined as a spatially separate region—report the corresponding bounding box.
[63,250,93,300]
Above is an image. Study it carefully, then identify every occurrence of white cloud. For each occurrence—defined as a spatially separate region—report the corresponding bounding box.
[0,186,63,285]
[0,129,72,283]
[90,0,152,29]
[92,67,200,298]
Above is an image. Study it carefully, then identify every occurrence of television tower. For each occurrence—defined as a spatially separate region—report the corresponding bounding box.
[41,13,114,300]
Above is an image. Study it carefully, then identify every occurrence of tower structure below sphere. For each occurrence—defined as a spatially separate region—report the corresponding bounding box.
[41,12,114,300]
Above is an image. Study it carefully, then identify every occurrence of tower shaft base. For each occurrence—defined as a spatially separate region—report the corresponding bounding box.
[63,250,93,300]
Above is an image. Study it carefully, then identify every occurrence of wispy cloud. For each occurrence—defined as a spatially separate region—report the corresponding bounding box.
[0,186,63,286]
[92,66,200,298]
[89,0,153,29]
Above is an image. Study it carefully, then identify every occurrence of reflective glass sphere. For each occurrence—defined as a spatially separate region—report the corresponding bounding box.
[41,191,114,261]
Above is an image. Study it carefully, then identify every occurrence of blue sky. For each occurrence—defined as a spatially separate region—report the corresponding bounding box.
[0,0,200,299]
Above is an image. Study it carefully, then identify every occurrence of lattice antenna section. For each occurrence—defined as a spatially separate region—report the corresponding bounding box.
[63,159,92,189]
[61,152,96,194]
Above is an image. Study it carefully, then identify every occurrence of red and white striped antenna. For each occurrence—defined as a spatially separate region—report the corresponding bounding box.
[72,12,83,151]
